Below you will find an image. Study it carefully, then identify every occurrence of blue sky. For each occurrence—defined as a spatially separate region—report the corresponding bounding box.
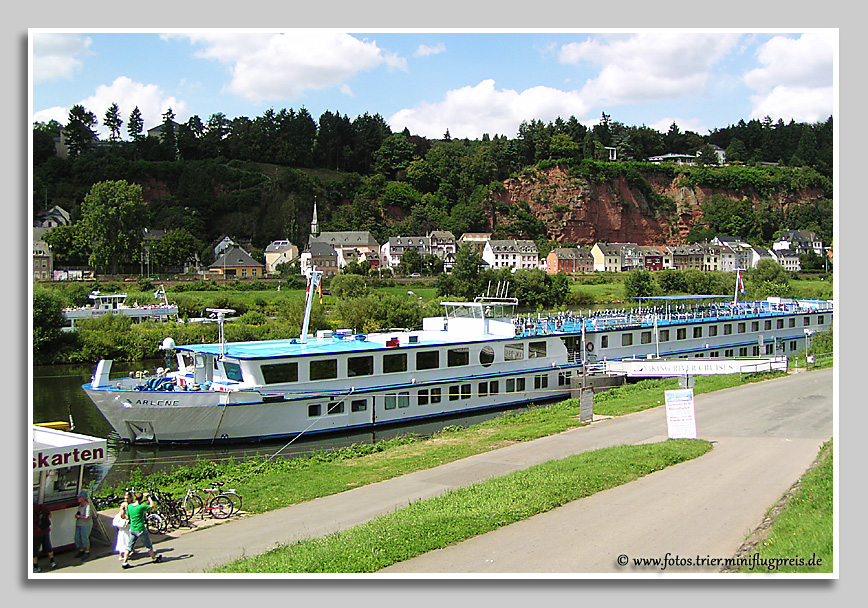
[30,29,837,141]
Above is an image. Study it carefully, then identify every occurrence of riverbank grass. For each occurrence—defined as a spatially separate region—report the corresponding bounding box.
[737,440,833,573]
[213,439,712,573]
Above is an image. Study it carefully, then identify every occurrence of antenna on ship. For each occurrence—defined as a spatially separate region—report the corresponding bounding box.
[300,269,323,344]
[206,308,235,359]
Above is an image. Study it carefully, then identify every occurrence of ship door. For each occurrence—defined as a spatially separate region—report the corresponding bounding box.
[193,354,213,384]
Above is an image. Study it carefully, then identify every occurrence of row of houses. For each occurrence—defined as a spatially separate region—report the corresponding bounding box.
[32,203,827,281]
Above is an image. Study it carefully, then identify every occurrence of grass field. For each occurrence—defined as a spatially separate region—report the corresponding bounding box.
[212,439,713,573]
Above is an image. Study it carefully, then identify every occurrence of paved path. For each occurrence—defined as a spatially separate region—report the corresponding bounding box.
[52,368,833,575]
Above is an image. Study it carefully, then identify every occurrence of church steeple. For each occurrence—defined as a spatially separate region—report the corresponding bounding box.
[310,198,320,238]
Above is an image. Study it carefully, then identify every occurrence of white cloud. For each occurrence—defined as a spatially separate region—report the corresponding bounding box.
[559,32,741,107]
[31,33,93,83]
[749,86,834,123]
[744,32,834,91]
[648,117,709,135]
[32,76,187,138]
[388,79,591,139]
[744,32,835,122]
[179,31,402,103]
[414,43,446,57]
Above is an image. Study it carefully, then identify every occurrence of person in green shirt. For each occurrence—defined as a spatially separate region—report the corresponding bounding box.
[121,492,163,569]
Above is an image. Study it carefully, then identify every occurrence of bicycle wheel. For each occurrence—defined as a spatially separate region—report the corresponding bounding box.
[182,494,203,518]
[207,495,233,519]
[172,502,191,526]
[146,513,166,535]
[222,491,243,514]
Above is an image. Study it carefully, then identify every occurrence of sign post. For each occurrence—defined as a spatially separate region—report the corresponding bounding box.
[664,388,697,439]
[579,388,594,423]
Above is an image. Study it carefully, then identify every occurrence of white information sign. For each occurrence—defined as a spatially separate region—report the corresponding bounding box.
[664,388,697,439]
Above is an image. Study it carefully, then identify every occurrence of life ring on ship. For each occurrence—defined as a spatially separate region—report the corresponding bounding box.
[586,342,595,352]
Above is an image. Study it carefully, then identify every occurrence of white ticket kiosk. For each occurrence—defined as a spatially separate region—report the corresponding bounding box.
[32,426,107,552]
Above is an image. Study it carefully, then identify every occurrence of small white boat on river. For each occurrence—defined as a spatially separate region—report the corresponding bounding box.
[82,271,832,444]
[63,285,178,330]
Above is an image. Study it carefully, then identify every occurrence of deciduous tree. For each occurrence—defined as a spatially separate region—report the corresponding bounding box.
[79,180,147,275]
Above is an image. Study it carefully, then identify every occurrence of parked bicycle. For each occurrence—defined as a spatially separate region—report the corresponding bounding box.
[181,483,234,520]
[209,481,244,515]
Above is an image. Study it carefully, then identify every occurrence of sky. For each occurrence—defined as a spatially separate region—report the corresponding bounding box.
[29,29,837,142]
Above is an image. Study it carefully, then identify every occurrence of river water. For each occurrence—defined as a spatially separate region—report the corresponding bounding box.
[32,360,528,490]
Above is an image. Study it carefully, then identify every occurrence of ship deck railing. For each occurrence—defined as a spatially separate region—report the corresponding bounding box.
[512,300,832,338]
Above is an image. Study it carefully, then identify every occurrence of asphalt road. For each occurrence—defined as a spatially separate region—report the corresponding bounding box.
[53,367,833,576]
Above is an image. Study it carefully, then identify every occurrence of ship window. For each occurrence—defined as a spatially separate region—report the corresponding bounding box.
[677,328,687,340]
[461,384,471,399]
[659,330,669,342]
[506,379,515,393]
[223,362,244,382]
[449,385,460,401]
[777,319,784,329]
[693,327,703,339]
[385,394,396,410]
[737,323,746,333]
[479,382,488,397]
[431,388,442,403]
[724,324,732,335]
[601,335,609,348]
[308,404,321,417]
[418,390,429,406]
[327,401,345,415]
[558,371,572,386]
[489,381,499,395]
[398,392,410,408]
[351,399,367,412]
[751,321,759,332]
[789,318,796,328]
[310,359,338,381]
[709,325,718,337]
[622,333,633,346]
[529,341,547,358]
[416,351,439,370]
[534,374,549,389]
[261,362,298,384]
[764,320,772,330]
[641,331,652,344]
[739,347,748,356]
[383,353,407,374]
[447,348,470,367]
[818,315,825,325]
[505,343,524,360]
[348,356,374,377]
[479,346,495,366]
[803,316,810,326]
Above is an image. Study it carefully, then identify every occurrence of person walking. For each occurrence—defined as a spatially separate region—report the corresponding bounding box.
[73,491,94,559]
[121,492,163,569]
[114,491,134,560]
[33,504,56,572]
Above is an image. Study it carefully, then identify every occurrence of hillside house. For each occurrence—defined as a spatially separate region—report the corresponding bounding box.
[300,241,339,279]
[591,242,637,272]
[381,236,431,269]
[209,244,264,278]
[545,247,594,274]
[264,240,299,274]
[33,229,53,281]
[482,239,539,271]
[773,229,824,257]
